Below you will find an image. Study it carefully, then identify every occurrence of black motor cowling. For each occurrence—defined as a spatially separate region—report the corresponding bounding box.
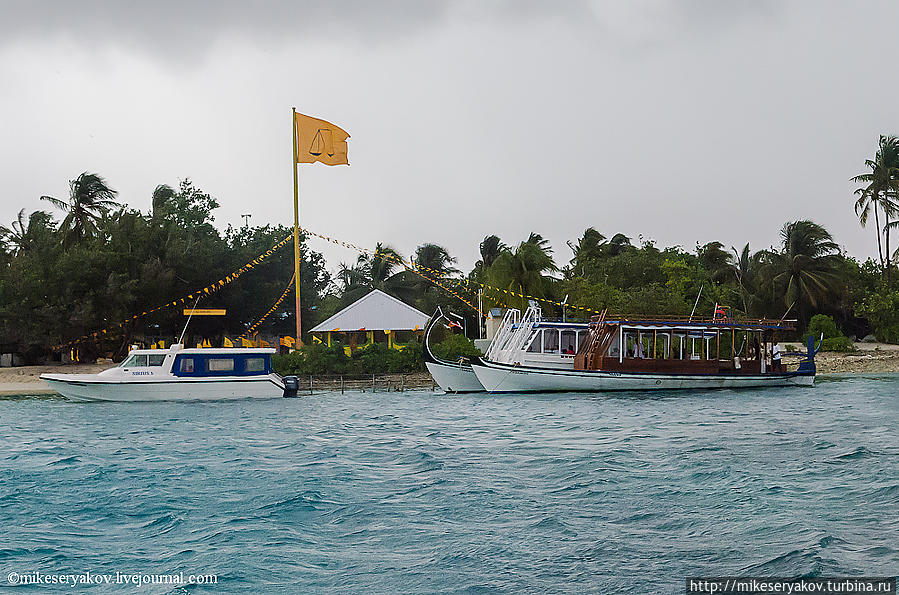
[282,375,299,398]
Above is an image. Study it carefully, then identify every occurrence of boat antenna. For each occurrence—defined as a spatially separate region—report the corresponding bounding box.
[689,284,704,322]
[178,295,202,345]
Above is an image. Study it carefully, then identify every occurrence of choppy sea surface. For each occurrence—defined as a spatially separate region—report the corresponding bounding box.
[1,375,897,593]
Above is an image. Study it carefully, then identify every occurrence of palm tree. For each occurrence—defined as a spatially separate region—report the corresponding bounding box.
[758,220,842,327]
[697,241,732,284]
[605,233,633,257]
[852,135,899,282]
[151,184,176,218]
[339,243,413,304]
[412,243,459,278]
[0,209,29,255]
[567,227,606,277]
[476,235,507,269]
[727,243,762,315]
[41,172,119,244]
[0,209,55,255]
[488,234,558,310]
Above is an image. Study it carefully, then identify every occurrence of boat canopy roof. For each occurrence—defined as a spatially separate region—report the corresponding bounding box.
[592,315,795,332]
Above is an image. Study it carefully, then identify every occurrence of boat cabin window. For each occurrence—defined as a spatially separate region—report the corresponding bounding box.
[207,358,235,372]
[122,354,148,367]
[180,358,195,373]
[543,329,560,354]
[245,358,265,372]
[147,354,166,366]
[560,330,577,355]
[526,330,542,353]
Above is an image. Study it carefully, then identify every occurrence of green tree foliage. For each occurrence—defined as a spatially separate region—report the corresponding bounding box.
[431,334,482,361]
[486,232,558,311]
[855,289,899,343]
[0,175,330,360]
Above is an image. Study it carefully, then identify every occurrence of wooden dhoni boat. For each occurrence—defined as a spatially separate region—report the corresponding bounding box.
[470,311,817,393]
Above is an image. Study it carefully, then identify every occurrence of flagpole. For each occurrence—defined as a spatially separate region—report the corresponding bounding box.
[292,107,303,347]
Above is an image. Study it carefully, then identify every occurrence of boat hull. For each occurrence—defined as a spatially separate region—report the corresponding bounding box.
[425,361,485,393]
[470,358,814,393]
[41,374,285,402]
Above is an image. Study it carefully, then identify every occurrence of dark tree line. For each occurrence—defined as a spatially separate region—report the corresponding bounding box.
[3,136,899,365]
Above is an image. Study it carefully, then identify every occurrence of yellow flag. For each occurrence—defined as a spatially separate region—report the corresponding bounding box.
[295,113,350,166]
[223,337,234,348]
[242,337,254,347]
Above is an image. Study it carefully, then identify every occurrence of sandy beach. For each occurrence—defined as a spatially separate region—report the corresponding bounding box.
[2,345,897,396]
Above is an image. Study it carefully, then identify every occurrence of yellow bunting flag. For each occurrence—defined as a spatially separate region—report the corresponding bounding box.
[311,335,322,345]
[280,336,296,347]
[223,337,234,348]
[295,113,350,166]
[241,337,254,347]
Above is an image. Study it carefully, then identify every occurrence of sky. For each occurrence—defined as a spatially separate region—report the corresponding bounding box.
[1,0,897,275]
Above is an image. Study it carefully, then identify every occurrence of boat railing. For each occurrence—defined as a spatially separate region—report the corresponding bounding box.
[484,308,520,360]
[491,306,540,364]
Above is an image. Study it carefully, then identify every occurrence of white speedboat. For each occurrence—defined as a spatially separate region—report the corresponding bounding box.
[41,344,286,402]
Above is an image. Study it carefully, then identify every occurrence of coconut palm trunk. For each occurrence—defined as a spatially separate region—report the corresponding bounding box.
[875,199,885,271]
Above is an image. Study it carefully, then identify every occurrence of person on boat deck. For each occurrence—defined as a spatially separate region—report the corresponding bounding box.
[635,338,646,358]
[563,345,575,355]
[771,339,783,372]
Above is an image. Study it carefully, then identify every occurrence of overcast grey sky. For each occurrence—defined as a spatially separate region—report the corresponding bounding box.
[1,0,896,273]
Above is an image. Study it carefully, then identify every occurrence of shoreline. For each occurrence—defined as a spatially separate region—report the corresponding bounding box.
[2,347,897,397]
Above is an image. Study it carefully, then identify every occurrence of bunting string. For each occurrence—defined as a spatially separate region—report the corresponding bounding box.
[298,226,602,317]
[239,273,295,339]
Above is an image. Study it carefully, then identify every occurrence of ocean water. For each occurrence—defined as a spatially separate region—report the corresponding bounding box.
[1,376,897,593]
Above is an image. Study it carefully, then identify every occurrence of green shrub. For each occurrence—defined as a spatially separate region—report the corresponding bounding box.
[854,290,899,344]
[802,314,842,342]
[273,341,424,375]
[272,342,351,375]
[819,336,855,352]
[431,334,482,361]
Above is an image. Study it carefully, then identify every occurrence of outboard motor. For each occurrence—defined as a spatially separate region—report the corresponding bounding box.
[282,375,299,398]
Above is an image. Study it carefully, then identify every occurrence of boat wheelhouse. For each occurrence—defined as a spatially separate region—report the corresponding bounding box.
[41,344,285,402]
[471,311,817,393]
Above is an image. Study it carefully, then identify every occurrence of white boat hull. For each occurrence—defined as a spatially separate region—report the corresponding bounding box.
[425,361,485,393]
[471,359,815,393]
[41,374,285,402]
